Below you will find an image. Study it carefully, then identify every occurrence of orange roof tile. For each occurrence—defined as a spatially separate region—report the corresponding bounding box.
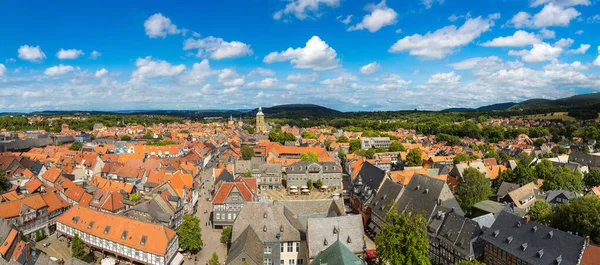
[42,167,63,183]
[0,194,47,218]
[25,178,43,194]
[0,229,18,256]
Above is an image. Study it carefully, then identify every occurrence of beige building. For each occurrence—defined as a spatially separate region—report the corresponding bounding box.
[256,107,265,133]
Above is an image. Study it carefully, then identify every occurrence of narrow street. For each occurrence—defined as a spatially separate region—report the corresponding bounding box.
[184,166,227,265]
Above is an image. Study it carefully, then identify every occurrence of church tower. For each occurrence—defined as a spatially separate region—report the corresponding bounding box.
[256,107,265,133]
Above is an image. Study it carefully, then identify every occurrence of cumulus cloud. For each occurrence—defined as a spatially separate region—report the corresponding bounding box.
[18,45,46,62]
[273,0,340,20]
[360,62,381,75]
[287,72,319,82]
[44,64,76,76]
[320,73,358,86]
[56,49,84,59]
[450,56,503,70]
[554,38,574,48]
[183,36,253,60]
[218,68,245,86]
[248,78,280,88]
[130,56,186,83]
[389,15,498,59]
[422,0,444,9]
[0,64,6,77]
[510,3,580,28]
[594,46,600,66]
[144,13,181,38]
[95,68,108,78]
[348,1,398,32]
[90,51,101,59]
[539,28,556,38]
[530,0,590,7]
[509,42,563,62]
[427,71,462,87]
[247,68,275,77]
[264,36,339,71]
[482,30,541,47]
[180,59,218,85]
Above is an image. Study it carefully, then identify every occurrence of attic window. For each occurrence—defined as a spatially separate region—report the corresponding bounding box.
[87,221,94,229]
[517,221,522,227]
[280,226,284,232]
[72,216,80,224]
[425,188,429,194]
[264,212,268,219]
[556,254,562,265]
[263,225,267,232]
[493,230,500,237]
[506,236,513,244]
[416,185,420,190]
[121,230,128,240]
[532,226,538,233]
[140,235,147,246]
[521,242,528,251]
[549,231,554,238]
[538,249,544,258]
[347,236,352,244]
[323,239,328,246]
[333,227,338,234]
[103,226,111,234]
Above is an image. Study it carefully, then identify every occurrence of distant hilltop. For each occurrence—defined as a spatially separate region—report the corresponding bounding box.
[249,104,341,116]
[443,92,600,112]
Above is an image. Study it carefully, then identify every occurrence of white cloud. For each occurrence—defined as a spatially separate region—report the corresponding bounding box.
[90,51,101,59]
[287,72,319,82]
[377,73,411,90]
[348,1,398,33]
[248,68,275,77]
[18,45,46,62]
[320,74,358,86]
[530,0,590,7]
[554,38,574,48]
[575,30,583,35]
[130,56,186,83]
[422,0,444,9]
[534,4,580,27]
[337,15,352,24]
[539,28,556,38]
[509,42,563,62]
[44,64,76,76]
[218,68,245,86]
[5,58,16,63]
[448,14,460,22]
[0,64,6,77]
[223,87,239,94]
[395,28,402,33]
[56,49,84,59]
[450,56,503,70]
[284,83,299,89]
[427,71,462,87]
[594,46,600,66]
[482,30,541,47]
[180,59,218,85]
[273,0,340,20]
[510,12,533,28]
[264,36,339,71]
[248,78,280,88]
[389,15,498,59]
[360,62,381,75]
[144,13,181,38]
[95,68,108,78]
[183,36,253,60]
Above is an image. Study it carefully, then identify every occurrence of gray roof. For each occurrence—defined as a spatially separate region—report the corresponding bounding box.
[473,200,528,217]
[497,182,520,198]
[434,212,482,258]
[396,173,464,219]
[472,213,496,230]
[286,162,341,174]
[545,190,580,202]
[307,215,365,259]
[481,211,585,265]
[226,226,263,265]
[569,152,600,168]
[368,178,403,222]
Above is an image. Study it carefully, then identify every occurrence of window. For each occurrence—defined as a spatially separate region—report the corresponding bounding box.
[289,259,295,265]
[295,242,299,252]
[242,258,246,262]
[280,242,284,252]
[263,258,272,265]
[297,259,304,265]
[264,246,272,254]
[287,242,293,252]
[280,260,284,265]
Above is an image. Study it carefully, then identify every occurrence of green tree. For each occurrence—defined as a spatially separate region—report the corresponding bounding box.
[143,130,154,139]
[405,148,423,167]
[551,196,600,244]
[178,214,203,252]
[244,126,255,134]
[528,200,552,225]
[534,159,554,180]
[365,148,376,159]
[300,151,319,162]
[120,135,131,141]
[241,146,254,160]
[71,233,87,259]
[221,227,232,244]
[69,141,83,151]
[337,149,346,161]
[301,131,317,139]
[349,139,361,153]
[458,167,491,215]
[389,141,406,152]
[243,170,253,178]
[375,209,431,265]
[584,169,600,189]
[542,166,583,192]
[307,179,313,188]
[128,192,143,203]
[337,135,349,143]
[0,171,9,193]
[316,178,323,189]
[436,133,461,146]
[453,153,472,165]
[208,252,220,265]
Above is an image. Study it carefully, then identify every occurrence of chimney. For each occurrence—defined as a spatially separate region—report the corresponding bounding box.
[586,236,591,246]
[523,215,531,224]
[437,199,442,206]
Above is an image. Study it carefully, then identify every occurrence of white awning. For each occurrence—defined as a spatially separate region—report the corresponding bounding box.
[302,189,310,192]
[301,186,308,189]
[289,186,298,189]
[170,252,185,265]
[321,185,329,189]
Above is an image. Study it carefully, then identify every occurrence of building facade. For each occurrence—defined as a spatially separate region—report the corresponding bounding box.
[256,107,265,133]
[360,137,391,149]
[285,162,342,188]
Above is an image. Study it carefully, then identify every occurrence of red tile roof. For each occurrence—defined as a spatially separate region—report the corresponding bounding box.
[25,178,43,194]
[582,244,600,265]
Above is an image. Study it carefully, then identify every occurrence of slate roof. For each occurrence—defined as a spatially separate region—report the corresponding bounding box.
[307,215,365,259]
[482,211,585,265]
[545,189,579,203]
[368,178,403,223]
[396,173,464,219]
[353,162,387,202]
[311,240,366,265]
[226,226,263,265]
[569,152,600,168]
[497,182,520,198]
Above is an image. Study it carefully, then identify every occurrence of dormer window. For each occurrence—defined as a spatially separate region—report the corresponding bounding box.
[103,226,111,234]
[140,235,147,246]
[121,230,128,240]
[506,236,513,243]
[87,221,94,229]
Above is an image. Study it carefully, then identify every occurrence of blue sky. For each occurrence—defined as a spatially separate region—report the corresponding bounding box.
[1,0,599,112]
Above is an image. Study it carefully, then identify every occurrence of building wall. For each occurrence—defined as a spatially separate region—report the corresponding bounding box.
[278,240,306,265]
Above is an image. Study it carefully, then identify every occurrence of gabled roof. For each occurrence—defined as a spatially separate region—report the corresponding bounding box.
[226,226,263,265]
[307,215,364,259]
[212,182,254,204]
[25,178,43,194]
[311,240,366,265]
[42,167,63,183]
[0,194,47,219]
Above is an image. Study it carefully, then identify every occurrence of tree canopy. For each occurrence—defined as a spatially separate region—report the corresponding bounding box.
[389,141,406,152]
[375,209,431,265]
[550,195,600,244]
[300,151,319,162]
[584,169,600,190]
[453,153,478,165]
[221,227,232,244]
[71,233,87,259]
[208,252,220,265]
[69,141,82,151]
[528,200,552,225]
[268,128,296,144]
[541,166,583,192]
[178,214,203,252]
[301,131,317,139]
[458,167,490,215]
[241,146,254,160]
[405,148,423,167]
